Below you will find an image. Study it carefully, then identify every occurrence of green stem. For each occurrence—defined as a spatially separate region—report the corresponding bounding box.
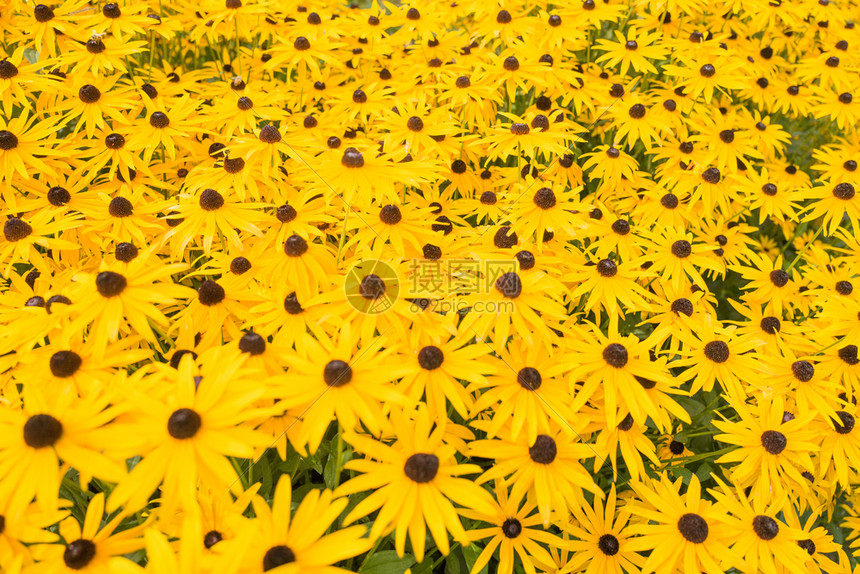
[234,16,243,76]
[357,536,383,572]
[147,30,155,82]
[333,423,344,489]
[786,226,824,272]
[336,203,351,268]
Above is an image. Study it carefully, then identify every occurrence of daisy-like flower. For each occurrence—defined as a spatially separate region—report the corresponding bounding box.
[470,421,601,527]
[461,479,565,574]
[337,407,497,561]
[0,385,129,513]
[68,247,193,356]
[0,111,65,181]
[61,31,148,76]
[164,187,268,254]
[29,493,146,573]
[564,485,644,574]
[245,477,373,574]
[507,185,588,246]
[107,350,272,513]
[664,54,747,104]
[470,339,575,445]
[804,180,860,235]
[675,314,763,403]
[563,257,655,329]
[277,323,410,454]
[731,253,798,314]
[713,400,817,500]
[710,482,813,574]
[627,474,739,574]
[0,211,79,276]
[397,325,496,420]
[595,29,668,76]
[128,94,205,162]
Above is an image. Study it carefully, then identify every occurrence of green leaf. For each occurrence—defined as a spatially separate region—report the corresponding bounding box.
[324,455,336,490]
[23,48,39,64]
[462,543,486,574]
[358,550,416,574]
[445,549,466,574]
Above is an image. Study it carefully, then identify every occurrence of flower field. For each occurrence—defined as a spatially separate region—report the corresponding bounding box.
[2,0,860,572]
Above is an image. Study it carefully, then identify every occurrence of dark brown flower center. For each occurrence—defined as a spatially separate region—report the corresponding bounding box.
[752,515,779,540]
[598,533,619,555]
[495,272,522,299]
[238,332,266,355]
[533,187,556,209]
[341,147,365,168]
[701,167,721,184]
[417,346,444,370]
[379,204,402,224]
[259,125,281,143]
[23,414,63,448]
[628,103,646,119]
[34,4,55,22]
[760,430,787,454]
[64,539,96,569]
[500,517,521,538]
[115,242,138,262]
[167,408,202,439]
[406,116,424,132]
[528,435,557,464]
[704,340,729,363]
[770,269,789,287]
[200,188,225,211]
[4,218,31,241]
[359,275,386,299]
[597,259,617,277]
[0,60,17,79]
[839,345,859,365]
[150,111,170,128]
[661,193,679,209]
[671,298,693,317]
[284,235,309,257]
[494,226,518,248]
[760,316,781,334]
[323,360,352,387]
[262,545,295,571]
[677,513,709,543]
[103,3,121,18]
[0,130,18,150]
[230,256,251,274]
[283,292,303,314]
[833,411,855,434]
[78,84,101,103]
[203,530,222,549]
[516,250,535,270]
[833,182,855,200]
[699,64,716,77]
[791,360,814,382]
[404,453,439,482]
[603,343,628,368]
[96,271,127,297]
[516,367,541,390]
[50,350,82,378]
[197,280,225,306]
[671,240,691,258]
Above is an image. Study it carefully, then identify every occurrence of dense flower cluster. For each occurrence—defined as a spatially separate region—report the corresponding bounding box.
[1,0,860,572]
